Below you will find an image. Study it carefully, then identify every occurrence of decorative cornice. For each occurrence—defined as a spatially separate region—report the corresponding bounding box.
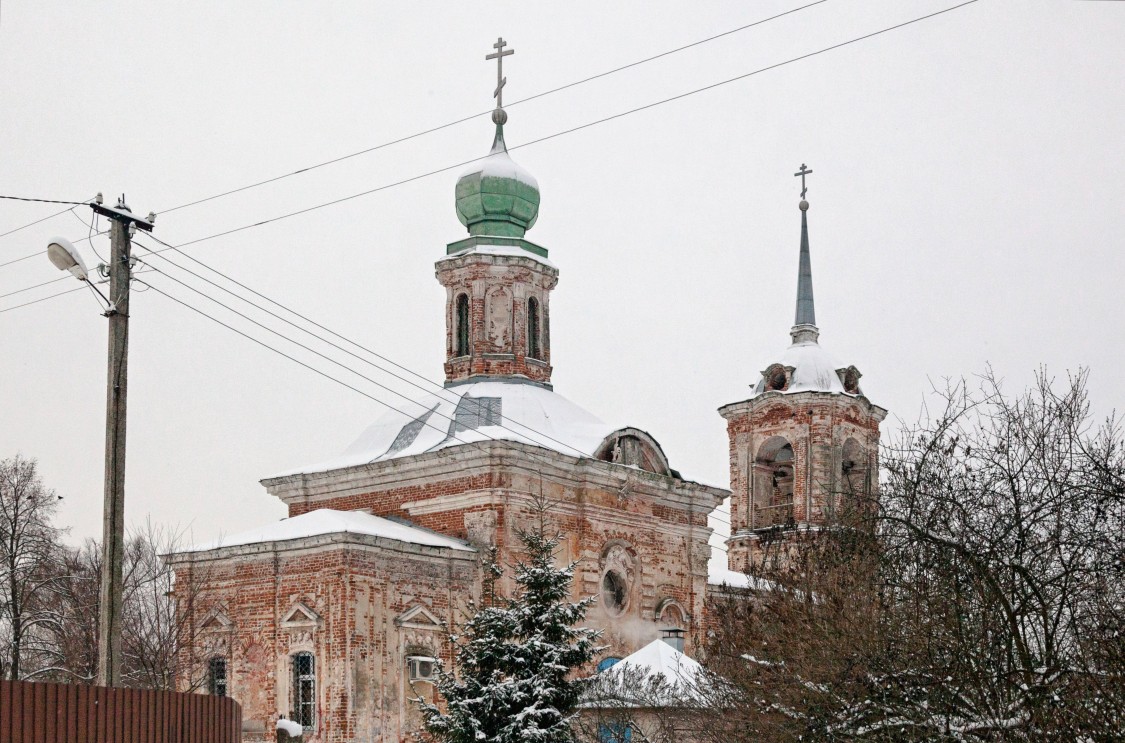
[718,388,888,422]
[166,529,478,565]
[262,439,728,511]
[442,235,552,261]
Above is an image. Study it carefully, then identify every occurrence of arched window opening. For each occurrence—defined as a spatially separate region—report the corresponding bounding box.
[752,437,795,530]
[207,656,227,697]
[291,652,316,730]
[601,570,628,616]
[765,364,789,392]
[455,294,470,357]
[840,438,870,508]
[527,296,541,359]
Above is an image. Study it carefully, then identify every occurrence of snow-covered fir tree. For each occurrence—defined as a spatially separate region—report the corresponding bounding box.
[417,527,601,743]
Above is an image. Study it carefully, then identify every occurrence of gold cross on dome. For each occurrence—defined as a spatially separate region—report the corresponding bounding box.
[794,163,813,199]
[485,37,514,108]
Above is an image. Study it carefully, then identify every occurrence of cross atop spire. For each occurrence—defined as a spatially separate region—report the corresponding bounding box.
[794,163,813,200]
[793,164,816,332]
[486,37,514,109]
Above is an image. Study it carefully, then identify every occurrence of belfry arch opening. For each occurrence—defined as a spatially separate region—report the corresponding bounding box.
[455,293,470,357]
[751,436,795,530]
[840,437,870,505]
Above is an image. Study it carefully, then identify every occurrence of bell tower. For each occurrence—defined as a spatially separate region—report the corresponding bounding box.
[436,38,556,387]
[719,168,887,570]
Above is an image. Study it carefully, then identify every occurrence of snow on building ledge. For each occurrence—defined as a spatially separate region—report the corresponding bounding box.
[171,508,475,561]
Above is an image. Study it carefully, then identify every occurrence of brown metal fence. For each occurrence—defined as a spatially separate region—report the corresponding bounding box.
[0,680,241,743]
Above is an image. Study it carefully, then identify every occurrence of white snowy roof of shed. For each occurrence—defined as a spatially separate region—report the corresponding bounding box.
[589,639,706,707]
[608,639,703,688]
[272,379,620,478]
[184,508,474,553]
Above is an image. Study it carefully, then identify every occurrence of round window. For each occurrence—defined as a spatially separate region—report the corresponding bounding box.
[602,570,628,615]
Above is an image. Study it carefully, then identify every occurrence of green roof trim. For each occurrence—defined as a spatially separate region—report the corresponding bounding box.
[445,235,549,259]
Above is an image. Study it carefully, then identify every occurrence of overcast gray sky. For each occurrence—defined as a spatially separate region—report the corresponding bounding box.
[1,1,1122,554]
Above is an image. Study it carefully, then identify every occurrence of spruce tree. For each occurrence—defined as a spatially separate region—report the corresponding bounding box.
[418,528,601,743]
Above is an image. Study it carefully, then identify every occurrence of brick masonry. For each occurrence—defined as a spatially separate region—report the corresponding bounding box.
[174,439,726,743]
[435,251,557,385]
[718,390,887,571]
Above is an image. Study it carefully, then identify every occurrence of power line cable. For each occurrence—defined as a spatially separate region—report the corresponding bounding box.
[0,0,978,285]
[0,284,86,314]
[0,230,109,272]
[0,2,977,299]
[136,242,747,518]
[156,0,830,216]
[134,238,592,458]
[138,261,601,463]
[143,0,981,252]
[136,276,479,446]
[0,195,88,206]
[138,232,602,452]
[0,275,69,300]
[135,274,627,482]
[139,272,697,504]
[0,205,76,242]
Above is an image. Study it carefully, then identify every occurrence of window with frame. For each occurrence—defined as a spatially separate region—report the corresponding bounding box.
[598,721,633,742]
[207,656,227,697]
[455,293,470,357]
[291,652,316,730]
[527,296,541,359]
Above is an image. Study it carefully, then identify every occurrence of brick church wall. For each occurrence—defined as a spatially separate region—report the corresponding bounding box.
[173,538,477,743]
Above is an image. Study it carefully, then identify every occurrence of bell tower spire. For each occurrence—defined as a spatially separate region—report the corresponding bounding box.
[718,166,887,572]
[794,164,816,329]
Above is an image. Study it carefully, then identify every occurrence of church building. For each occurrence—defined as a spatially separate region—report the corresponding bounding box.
[170,47,883,743]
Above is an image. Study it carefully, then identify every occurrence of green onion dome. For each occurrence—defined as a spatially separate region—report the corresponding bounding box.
[455,115,540,238]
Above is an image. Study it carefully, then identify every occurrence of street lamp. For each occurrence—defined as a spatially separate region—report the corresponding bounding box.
[46,237,89,281]
[46,195,154,687]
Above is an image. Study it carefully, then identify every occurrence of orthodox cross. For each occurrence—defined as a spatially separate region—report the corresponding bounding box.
[486,37,514,108]
[794,163,813,199]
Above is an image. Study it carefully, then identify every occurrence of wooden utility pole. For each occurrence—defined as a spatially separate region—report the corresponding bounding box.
[92,197,153,687]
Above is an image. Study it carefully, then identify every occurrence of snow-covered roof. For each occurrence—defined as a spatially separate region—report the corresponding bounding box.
[707,563,774,592]
[589,639,706,707]
[272,379,621,478]
[757,337,847,395]
[183,508,475,553]
[748,326,864,399]
[609,639,703,688]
